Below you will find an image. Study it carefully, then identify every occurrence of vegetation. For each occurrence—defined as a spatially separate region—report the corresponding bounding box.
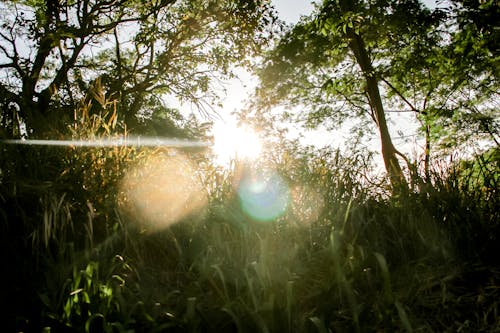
[252,0,499,187]
[0,0,275,137]
[1,128,499,332]
[0,0,499,332]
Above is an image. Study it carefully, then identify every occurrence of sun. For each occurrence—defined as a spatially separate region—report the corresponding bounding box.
[212,121,262,164]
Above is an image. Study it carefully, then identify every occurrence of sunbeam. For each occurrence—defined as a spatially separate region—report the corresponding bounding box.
[1,137,210,148]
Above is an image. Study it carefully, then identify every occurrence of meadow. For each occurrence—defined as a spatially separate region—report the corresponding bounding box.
[1,131,498,332]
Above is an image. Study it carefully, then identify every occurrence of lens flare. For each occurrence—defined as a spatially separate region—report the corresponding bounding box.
[290,185,324,225]
[237,169,290,222]
[1,137,209,148]
[119,152,207,231]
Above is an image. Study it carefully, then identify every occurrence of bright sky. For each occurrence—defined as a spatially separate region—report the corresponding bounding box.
[272,0,315,24]
[272,0,437,23]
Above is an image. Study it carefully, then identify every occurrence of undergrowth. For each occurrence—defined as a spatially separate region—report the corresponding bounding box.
[0,137,498,332]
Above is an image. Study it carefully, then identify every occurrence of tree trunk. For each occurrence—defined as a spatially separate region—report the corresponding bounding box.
[424,122,431,182]
[347,30,407,190]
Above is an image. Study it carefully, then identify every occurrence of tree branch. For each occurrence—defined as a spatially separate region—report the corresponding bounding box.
[380,77,422,114]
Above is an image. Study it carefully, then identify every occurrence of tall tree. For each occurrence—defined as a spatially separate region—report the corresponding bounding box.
[450,0,499,79]
[0,0,276,138]
[385,0,499,177]
[441,0,499,148]
[254,0,448,189]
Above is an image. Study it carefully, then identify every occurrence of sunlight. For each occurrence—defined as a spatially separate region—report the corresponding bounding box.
[119,153,207,231]
[1,137,209,148]
[237,169,290,222]
[212,122,262,164]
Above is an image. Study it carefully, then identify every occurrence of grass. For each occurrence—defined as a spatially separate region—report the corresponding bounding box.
[0,138,499,332]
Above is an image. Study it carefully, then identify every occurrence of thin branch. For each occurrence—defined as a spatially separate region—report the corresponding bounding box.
[0,62,15,69]
[422,68,434,111]
[380,77,421,114]
[40,38,86,102]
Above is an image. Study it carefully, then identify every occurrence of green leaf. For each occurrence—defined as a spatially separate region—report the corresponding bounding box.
[374,252,393,302]
[309,317,329,333]
[395,300,413,333]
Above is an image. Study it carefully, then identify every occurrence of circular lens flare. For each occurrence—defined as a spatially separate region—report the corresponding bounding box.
[119,152,207,231]
[237,170,290,222]
[290,185,324,225]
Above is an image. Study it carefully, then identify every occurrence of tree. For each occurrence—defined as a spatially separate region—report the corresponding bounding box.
[450,0,499,79]
[441,0,499,148]
[253,0,499,190]
[0,0,276,138]
[254,0,448,189]
[385,0,499,179]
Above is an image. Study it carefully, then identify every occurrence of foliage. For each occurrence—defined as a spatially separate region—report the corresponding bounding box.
[251,0,499,185]
[384,0,500,157]
[252,0,451,188]
[1,127,499,331]
[450,0,499,80]
[0,1,499,332]
[0,0,276,137]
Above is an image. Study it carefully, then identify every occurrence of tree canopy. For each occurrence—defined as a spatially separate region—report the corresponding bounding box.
[0,0,276,138]
[253,0,498,187]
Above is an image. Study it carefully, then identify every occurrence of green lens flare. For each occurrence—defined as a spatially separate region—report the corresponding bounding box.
[237,172,290,222]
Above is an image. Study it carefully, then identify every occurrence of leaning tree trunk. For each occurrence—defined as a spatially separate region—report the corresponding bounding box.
[347,30,407,190]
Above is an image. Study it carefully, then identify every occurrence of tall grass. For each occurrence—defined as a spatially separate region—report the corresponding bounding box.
[1,110,499,332]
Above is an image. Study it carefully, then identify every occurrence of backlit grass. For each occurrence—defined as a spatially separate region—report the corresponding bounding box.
[0,140,498,332]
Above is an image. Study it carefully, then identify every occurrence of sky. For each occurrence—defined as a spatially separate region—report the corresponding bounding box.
[272,0,438,23]
[272,0,315,23]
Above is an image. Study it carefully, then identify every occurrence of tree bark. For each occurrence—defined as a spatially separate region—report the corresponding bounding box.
[347,30,407,190]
